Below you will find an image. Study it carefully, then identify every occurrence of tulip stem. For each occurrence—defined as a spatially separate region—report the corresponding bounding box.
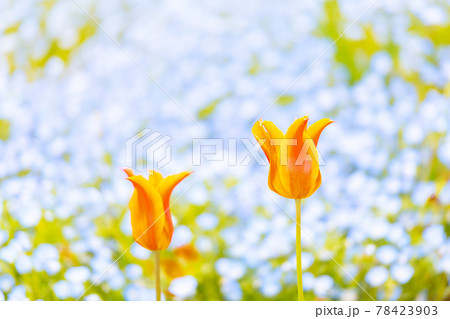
[295,199,304,301]
[154,251,161,301]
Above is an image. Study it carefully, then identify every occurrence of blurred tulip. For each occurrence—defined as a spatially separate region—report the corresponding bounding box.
[174,244,199,261]
[161,259,185,279]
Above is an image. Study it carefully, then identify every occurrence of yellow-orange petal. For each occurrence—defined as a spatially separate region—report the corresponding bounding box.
[304,170,322,199]
[286,116,309,170]
[148,170,163,187]
[257,121,293,197]
[156,171,192,249]
[123,167,134,177]
[157,171,192,208]
[285,116,309,141]
[252,121,271,162]
[306,118,334,146]
[126,175,165,250]
[262,120,284,139]
[267,165,292,198]
[262,120,290,168]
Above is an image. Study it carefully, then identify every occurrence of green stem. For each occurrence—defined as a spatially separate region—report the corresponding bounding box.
[295,199,304,301]
[154,251,161,301]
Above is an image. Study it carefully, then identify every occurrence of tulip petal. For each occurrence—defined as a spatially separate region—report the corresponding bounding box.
[148,170,163,186]
[252,121,271,162]
[123,167,134,177]
[252,121,290,197]
[260,121,295,197]
[157,171,192,207]
[306,118,334,146]
[262,120,284,139]
[285,116,309,141]
[286,116,309,174]
[156,171,192,249]
[305,170,322,198]
[127,175,165,250]
[268,166,292,198]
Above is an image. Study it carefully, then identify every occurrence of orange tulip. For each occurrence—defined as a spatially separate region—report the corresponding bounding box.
[252,116,333,199]
[123,168,192,251]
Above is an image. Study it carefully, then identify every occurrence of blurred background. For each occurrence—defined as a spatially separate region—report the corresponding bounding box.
[0,0,449,301]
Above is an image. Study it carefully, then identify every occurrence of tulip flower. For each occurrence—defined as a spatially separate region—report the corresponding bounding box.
[123,168,192,300]
[252,116,333,199]
[252,116,333,300]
